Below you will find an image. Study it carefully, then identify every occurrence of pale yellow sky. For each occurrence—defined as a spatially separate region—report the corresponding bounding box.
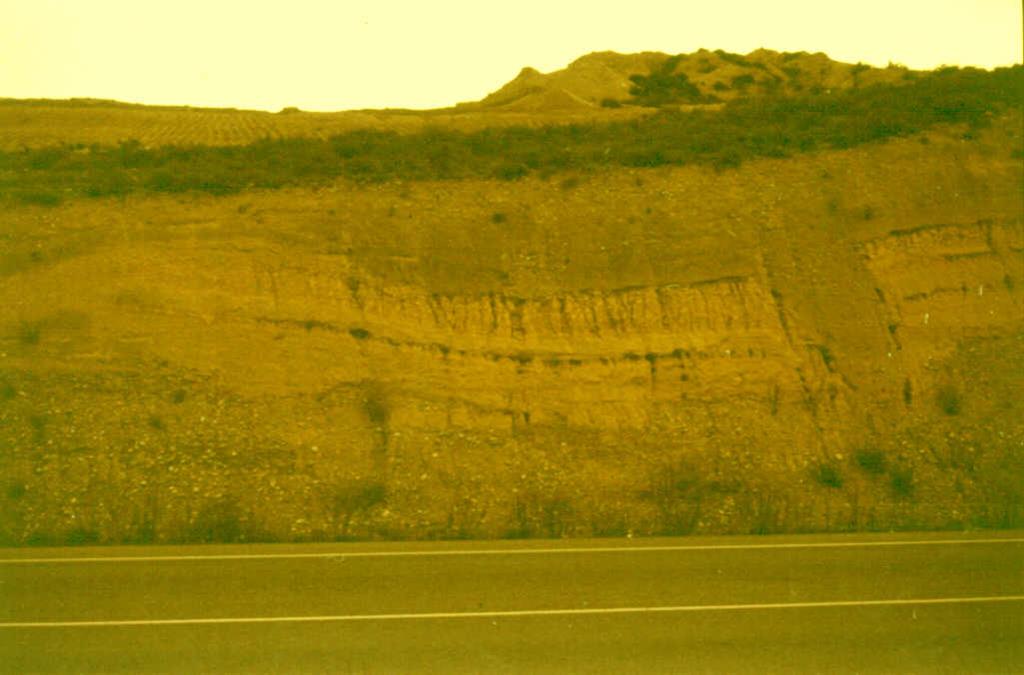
[2,1,1021,111]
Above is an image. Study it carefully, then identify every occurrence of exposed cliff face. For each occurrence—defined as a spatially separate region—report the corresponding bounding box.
[1,115,1021,544]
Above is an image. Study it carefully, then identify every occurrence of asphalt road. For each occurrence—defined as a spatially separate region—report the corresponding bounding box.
[1,531,1022,673]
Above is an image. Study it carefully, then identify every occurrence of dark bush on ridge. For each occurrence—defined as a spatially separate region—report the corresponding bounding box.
[629,55,712,106]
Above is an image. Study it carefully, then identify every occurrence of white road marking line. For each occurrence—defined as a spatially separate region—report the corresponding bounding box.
[0,536,1021,564]
[3,595,1022,628]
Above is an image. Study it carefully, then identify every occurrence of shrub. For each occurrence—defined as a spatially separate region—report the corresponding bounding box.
[628,55,711,106]
[590,516,629,538]
[146,171,178,192]
[189,498,244,543]
[16,190,62,207]
[599,98,622,108]
[814,463,843,488]
[348,327,371,340]
[505,491,574,539]
[363,387,389,427]
[494,164,528,181]
[936,385,961,415]
[331,481,387,514]
[6,482,26,500]
[714,50,754,68]
[65,528,100,546]
[630,71,703,106]
[731,74,756,89]
[511,352,533,366]
[26,532,58,547]
[642,460,705,535]
[28,414,47,442]
[813,344,835,368]
[855,449,887,475]
[17,322,41,346]
[301,319,334,332]
[711,151,742,171]
[491,212,507,224]
[328,481,387,538]
[890,468,914,498]
[126,500,159,545]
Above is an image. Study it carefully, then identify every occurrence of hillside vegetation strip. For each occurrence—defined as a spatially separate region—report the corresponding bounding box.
[1,65,1021,204]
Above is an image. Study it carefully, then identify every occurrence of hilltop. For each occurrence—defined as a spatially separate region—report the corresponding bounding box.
[458,48,919,111]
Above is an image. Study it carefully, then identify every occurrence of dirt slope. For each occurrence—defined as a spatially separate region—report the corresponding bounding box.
[1,109,1021,545]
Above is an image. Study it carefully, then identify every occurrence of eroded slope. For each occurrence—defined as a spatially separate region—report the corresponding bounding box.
[1,116,1021,544]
